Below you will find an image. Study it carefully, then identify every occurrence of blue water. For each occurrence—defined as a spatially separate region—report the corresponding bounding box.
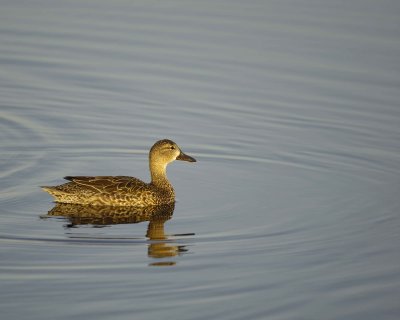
[1,1,400,319]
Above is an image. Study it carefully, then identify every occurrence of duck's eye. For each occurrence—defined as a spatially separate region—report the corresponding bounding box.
[170,145,176,150]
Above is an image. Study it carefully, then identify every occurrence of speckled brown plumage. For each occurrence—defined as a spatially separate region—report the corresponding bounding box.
[41,139,196,206]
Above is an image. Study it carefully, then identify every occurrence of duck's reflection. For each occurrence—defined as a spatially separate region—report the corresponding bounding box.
[45,202,190,265]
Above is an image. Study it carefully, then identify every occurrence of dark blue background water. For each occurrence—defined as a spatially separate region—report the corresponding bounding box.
[1,1,400,319]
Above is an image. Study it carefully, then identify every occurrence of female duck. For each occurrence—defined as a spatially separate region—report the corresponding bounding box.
[41,139,196,206]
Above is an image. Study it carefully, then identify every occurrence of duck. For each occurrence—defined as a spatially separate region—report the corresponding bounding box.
[41,139,196,206]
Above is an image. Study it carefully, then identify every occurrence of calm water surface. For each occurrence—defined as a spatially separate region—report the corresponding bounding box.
[1,1,400,319]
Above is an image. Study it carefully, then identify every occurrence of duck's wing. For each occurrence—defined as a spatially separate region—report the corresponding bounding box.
[64,176,148,193]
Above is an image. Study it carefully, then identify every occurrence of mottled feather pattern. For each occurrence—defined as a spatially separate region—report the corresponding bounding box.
[44,176,173,206]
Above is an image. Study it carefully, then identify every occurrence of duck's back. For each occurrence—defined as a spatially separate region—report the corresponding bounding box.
[42,176,174,206]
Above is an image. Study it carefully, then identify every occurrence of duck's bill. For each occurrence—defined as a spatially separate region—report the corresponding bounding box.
[176,151,196,162]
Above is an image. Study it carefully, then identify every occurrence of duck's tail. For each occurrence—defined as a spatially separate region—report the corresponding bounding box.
[41,186,57,194]
[41,186,69,203]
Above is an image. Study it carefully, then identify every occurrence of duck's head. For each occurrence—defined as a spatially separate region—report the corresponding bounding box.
[150,139,196,165]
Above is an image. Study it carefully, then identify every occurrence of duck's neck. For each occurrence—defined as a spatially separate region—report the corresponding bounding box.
[150,161,172,189]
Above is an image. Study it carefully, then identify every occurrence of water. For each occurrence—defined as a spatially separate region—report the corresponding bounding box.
[1,1,400,319]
